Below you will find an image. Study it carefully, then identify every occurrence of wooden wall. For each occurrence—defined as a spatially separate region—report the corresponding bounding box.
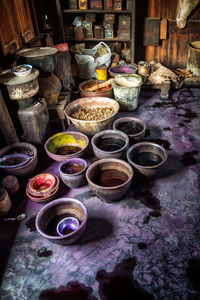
[144,0,200,69]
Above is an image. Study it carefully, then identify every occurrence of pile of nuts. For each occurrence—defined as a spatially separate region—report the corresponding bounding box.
[71,107,115,121]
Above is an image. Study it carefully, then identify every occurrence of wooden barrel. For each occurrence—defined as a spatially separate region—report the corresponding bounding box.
[187,41,200,76]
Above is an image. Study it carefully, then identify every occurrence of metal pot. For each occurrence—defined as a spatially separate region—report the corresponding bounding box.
[18,47,58,73]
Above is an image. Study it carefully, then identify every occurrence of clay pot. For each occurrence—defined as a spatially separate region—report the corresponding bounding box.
[59,158,87,188]
[86,158,133,203]
[35,198,87,245]
[126,142,167,177]
[91,129,129,159]
[79,80,113,98]
[0,142,37,177]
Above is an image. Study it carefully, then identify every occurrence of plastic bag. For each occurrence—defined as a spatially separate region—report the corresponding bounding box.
[75,42,111,79]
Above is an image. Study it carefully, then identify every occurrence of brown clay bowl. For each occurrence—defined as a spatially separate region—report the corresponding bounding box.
[113,117,146,142]
[65,97,119,136]
[44,131,89,162]
[0,142,37,177]
[35,198,87,245]
[86,158,133,203]
[79,80,113,98]
[126,142,167,177]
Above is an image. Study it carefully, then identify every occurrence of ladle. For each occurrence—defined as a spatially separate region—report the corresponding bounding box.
[3,213,26,222]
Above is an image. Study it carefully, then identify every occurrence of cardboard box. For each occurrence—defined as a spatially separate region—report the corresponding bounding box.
[113,0,122,10]
[83,21,93,30]
[126,0,132,10]
[69,0,78,9]
[90,0,103,10]
[86,29,94,38]
[103,21,113,30]
[117,29,130,39]
[104,14,115,23]
[104,0,113,9]
[105,30,114,38]
[119,15,131,30]
[85,13,96,22]
[94,25,104,38]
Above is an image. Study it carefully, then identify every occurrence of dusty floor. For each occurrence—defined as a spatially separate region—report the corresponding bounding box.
[0,87,200,300]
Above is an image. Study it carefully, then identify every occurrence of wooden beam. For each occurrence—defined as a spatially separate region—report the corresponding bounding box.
[168,20,200,34]
[160,18,168,40]
[0,90,19,144]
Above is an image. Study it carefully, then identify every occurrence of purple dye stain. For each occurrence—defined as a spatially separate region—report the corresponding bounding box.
[163,127,171,131]
[25,216,36,232]
[96,257,154,300]
[37,247,52,258]
[181,151,198,166]
[144,138,172,151]
[134,191,161,224]
[39,281,96,300]
[186,259,200,291]
[138,243,147,250]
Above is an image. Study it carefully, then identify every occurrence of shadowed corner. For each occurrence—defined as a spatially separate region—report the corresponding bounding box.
[78,217,113,245]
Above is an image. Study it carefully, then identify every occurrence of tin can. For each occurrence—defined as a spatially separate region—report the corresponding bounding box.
[0,187,12,216]
[96,65,107,80]
[1,175,20,197]
[79,0,88,9]
[138,61,150,76]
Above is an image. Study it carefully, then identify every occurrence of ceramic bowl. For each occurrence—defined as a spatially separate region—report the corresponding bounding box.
[44,131,89,162]
[59,158,87,188]
[65,97,119,136]
[126,142,168,177]
[26,185,59,203]
[109,64,137,77]
[27,173,57,196]
[79,80,113,98]
[91,129,129,159]
[12,64,32,77]
[35,198,88,245]
[113,117,146,142]
[86,158,133,203]
[0,142,37,177]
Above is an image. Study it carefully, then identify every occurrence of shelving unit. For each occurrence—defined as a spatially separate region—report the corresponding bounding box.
[56,0,136,62]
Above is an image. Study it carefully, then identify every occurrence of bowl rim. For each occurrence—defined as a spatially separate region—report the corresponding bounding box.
[65,97,120,124]
[86,158,134,190]
[44,131,89,158]
[113,117,146,138]
[0,142,37,170]
[109,64,138,74]
[35,198,88,240]
[126,142,168,169]
[59,158,87,177]
[79,79,113,92]
[91,129,129,154]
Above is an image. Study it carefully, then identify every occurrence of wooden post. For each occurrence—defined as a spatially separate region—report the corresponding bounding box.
[0,90,19,144]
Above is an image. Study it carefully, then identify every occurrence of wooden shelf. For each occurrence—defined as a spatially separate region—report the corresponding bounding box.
[63,9,132,14]
[65,38,130,42]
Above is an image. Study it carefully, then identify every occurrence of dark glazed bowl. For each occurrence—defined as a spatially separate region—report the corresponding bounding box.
[79,80,113,98]
[126,142,167,177]
[86,158,133,203]
[59,158,87,188]
[91,129,129,159]
[113,117,146,142]
[35,198,87,245]
[0,142,37,177]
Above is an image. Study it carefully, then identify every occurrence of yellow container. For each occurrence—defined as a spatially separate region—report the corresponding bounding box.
[96,65,107,81]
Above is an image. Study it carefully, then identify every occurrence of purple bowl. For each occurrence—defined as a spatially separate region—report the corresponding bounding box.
[109,64,137,77]
[59,158,87,188]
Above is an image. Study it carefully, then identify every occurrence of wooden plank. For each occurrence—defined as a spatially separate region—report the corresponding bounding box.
[169,21,200,34]
[160,18,167,39]
[143,18,160,46]
[0,91,19,144]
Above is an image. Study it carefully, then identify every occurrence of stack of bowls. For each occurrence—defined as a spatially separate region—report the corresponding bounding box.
[26,173,59,203]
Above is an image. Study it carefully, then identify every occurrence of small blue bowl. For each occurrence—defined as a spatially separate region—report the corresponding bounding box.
[56,217,79,236]
[12,64,32,77]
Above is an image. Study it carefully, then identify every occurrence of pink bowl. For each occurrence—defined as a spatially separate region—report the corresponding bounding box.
[27,173,56,196]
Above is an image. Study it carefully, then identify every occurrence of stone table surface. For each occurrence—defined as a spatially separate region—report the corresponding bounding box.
[0,88,200,300]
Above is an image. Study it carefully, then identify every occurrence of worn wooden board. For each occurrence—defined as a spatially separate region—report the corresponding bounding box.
[143,18,160,46]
